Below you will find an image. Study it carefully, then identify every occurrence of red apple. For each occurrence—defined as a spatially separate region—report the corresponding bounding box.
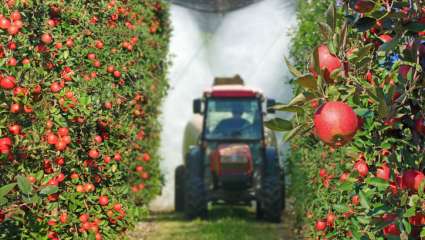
[349,0,375,13]
[376,163,390,181]
[9,124,21,135]
[315,220,327,231]
[379,34,393,43]
[0,76,16,89]
[354,160,369,177]
[382,214,400,236]
[79,214,89,223]
[41,33,53,44]
[60,212,68,224]
[415,117,425,135]
[314,101,359,147]
[88,149,100,159]
[401,170,425,192]
[309,45,342,83]
[98,196,109,206]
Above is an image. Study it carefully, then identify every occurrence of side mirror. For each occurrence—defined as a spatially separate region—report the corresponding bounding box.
[266,98,276,114]
[193,99,202,114]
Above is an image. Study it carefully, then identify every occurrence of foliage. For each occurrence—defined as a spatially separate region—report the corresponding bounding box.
[275,0,425,238]
[0,0,170,239]
[290,0,335,68]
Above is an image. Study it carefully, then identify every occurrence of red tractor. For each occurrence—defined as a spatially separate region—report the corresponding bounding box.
[175,75,284,222]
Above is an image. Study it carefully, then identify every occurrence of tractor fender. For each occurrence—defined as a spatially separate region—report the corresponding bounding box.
[264,128,278,149]
[263,147,281,178]
[185,146,204,178]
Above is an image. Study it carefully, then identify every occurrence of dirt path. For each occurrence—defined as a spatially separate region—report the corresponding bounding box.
[128,200,299,240]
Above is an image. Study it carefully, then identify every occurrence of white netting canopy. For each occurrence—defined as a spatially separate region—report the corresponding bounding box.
[169,0,264,12]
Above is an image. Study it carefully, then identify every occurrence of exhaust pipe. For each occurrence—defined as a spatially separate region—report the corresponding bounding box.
[169,0,264,12]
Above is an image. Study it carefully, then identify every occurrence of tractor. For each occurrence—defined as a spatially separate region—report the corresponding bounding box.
[174,75,284,222]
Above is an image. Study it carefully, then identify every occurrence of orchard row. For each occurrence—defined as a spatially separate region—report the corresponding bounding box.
[272,0,425,238]
[0,1,170,239]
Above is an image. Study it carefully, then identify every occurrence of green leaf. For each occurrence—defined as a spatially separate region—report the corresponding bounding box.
[366,231,376,240]
[408,195,419,208]
[354,17,376,32]
[403,219,412,234]
[330,68,343,80]
[377,101,390,119]
[401,192,408,206]
[365,177,390,189]
[356,56,372,70]
[17,175,32,195]
[318,22,332,40]
[356,43,374,59]
[355,108,371,117]
[378,36,399,53]
[365,88,379,102]
[264,118,293,131]
[0,197,7,206]
[295,74,317,90]
[283,124,305,142]
[421,227,425,237]
[403,208,416,218]
[39,186,59,196]
[326,3,336,31]
[359,190,370,210]
[404,22,425,32]
[330,32,338,54]
[284,57,302,78]
[35,170,44,181]
[327,85,340,100]
[334,204,350,213]
[272,105,304,113]
[357,215,371,225]
[312,46,321,74]
[339,22,348,45]
[351,229,362,239]
[317,74,324,91]
[406,66,415,81]
[380,142,391,149]
[376,88,389,119]
[418,181,425,197]
[0,183,16,198]
[369,205,392,216]
[338,181,354,191]
[287,92,314,107]
[63,50,69,59]
[22,195,36,204]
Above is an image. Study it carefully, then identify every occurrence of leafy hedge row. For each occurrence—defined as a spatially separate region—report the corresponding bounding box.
[285,1,334,234]
[274,0,425,239]
[0,1,170,239]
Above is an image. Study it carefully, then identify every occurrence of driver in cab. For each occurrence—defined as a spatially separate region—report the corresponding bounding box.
[214,105,250,135]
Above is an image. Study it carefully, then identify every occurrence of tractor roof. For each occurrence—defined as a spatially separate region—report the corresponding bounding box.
[204,75,263,98]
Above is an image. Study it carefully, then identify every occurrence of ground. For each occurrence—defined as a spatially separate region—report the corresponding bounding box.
[127,199,299,240]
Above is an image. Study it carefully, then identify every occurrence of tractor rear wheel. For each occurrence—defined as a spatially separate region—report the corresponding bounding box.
[255,200,263,219]
[175,165,185,212]
[184,150,207,219]
[184,176,207,219]
[260,177,283,223]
